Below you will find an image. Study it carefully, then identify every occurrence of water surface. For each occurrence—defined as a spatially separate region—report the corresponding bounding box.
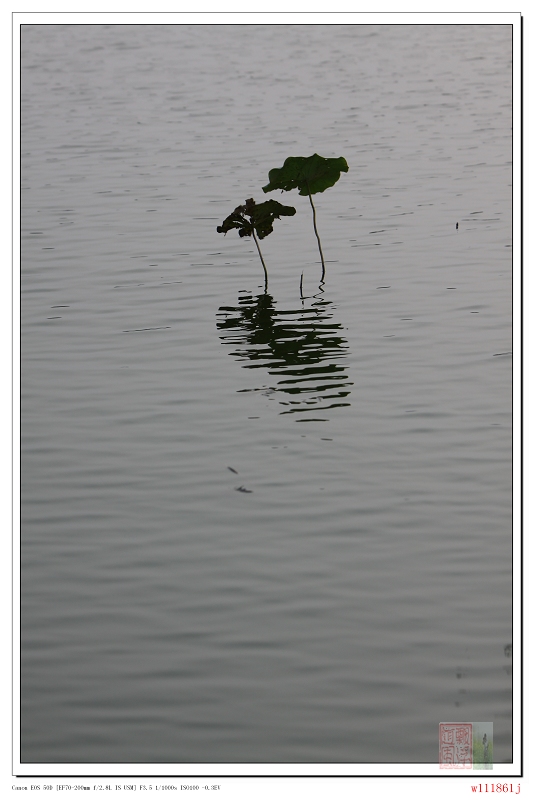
[21,23,512,764]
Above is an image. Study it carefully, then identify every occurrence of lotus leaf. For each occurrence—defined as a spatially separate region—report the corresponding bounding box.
[216,198,296,289]
[217,198,296,240]
[262,154,349,282]
[262,154,349,196]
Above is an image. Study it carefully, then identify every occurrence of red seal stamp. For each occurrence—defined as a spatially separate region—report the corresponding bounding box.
[439,722,473,768]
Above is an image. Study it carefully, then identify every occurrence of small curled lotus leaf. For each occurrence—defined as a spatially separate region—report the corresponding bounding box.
[216,198,296,290]
[262,153,349,196]
[251,198,296,239]
[216,198,296,240]
[216,203,254,238]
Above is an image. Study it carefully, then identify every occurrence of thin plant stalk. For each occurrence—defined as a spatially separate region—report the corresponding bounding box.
[307,187,326,282]
[251,229,268,290]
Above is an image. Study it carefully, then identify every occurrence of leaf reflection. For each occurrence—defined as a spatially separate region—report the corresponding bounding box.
[216,292,352,420]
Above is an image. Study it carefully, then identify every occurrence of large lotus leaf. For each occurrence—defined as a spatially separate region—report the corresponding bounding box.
[262,153,349,196]
[217,198,296,240]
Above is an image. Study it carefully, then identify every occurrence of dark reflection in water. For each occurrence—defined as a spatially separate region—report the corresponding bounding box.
[216,292,352,420]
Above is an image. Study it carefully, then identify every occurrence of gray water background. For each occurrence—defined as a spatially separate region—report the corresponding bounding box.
[21,23,512,764]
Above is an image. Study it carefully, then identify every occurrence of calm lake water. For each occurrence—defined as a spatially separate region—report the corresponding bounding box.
[20,23,512,765]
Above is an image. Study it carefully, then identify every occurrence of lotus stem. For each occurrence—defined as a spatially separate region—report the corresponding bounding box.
[307,187,326,282]
[252,229,268,290]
